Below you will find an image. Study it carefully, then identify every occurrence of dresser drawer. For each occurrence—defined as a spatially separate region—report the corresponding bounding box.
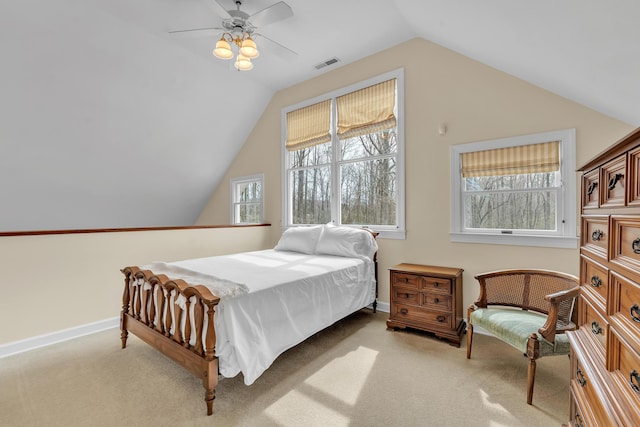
[581,215,609,261]
[580,255,609,310]
[608,330,640,426]
[391,272,421,289]
[600,154,626,207]
[628,147,640,207]
[610,216,640,278]
[391,303,452,328]
[392,287,420,306]
[570,346,618,426]
[577,296,607,363]
[421,293,452,311]
[610,271,640,344]
[420,277,452,295]
[582,167,600,210]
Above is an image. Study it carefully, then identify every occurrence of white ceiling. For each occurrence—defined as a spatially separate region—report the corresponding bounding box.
[2,0,639,231]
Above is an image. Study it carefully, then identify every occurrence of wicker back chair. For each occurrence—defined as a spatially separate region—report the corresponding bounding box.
[466,269,579,405]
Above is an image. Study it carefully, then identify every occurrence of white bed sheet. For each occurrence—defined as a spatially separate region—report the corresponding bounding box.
[164,249,376,385]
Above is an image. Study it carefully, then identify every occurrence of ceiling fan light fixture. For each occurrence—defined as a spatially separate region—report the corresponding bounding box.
[213,38,234,59]
[239,37,259,58]
[234,54,253,71]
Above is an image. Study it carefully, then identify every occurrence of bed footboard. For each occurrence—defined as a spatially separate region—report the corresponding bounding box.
[120,266,221,415]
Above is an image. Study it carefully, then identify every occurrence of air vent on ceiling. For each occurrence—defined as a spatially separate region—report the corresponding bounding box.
[314,57,340,70]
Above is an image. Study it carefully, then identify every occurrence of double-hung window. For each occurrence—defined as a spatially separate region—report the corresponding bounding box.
[450,129,577,248]
[282,70,405,239]
[230,174,264,224]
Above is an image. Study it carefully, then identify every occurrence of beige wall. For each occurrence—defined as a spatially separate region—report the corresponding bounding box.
[197,37,634,311]
[0,226,271,344]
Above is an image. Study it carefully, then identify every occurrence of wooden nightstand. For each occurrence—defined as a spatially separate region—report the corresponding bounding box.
[386,263,465,347]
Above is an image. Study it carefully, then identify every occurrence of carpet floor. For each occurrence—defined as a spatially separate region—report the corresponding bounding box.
[0,310,569,426]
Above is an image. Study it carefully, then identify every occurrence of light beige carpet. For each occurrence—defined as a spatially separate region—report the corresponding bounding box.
[0,310,568,426]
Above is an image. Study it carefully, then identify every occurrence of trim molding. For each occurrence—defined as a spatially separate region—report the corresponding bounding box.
[0,317,119,358]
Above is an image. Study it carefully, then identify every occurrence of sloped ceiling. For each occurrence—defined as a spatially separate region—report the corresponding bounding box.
[1,0,638,232]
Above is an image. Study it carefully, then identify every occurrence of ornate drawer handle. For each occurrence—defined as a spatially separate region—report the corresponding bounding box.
[632,238,640,255]
[434,282,440,288]
[590,275,602,287]
[403,277,409,283]
[631,304,640,323]
[630,370,640,393]
[608,173,623,190]
[434,298,440,304]
[400,293,410,299]
[591,229,603,241]
[436,315,446,323]
[575,413,584,427]
[576,368,587,387]
[586,181,598,196]
[400,308,408,315]
[591,321,602,335]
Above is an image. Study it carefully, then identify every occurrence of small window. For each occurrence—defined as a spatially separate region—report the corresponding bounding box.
[230,174,264,224]
[450,129,577,248]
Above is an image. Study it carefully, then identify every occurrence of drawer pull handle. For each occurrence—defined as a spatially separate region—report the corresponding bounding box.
[633,238,640,254]
[434,282,440,288]
[608,173,623,190]
[631,304,640,323]
[434,298,440,304]
[590,275,602,287]
[575,413,584,427]
[403,277,409,283]
[400,308,408,315]
[400,293,409,299]
[590,321,602,335]
[436,315,446,323]
[630,370,640,393]
[586,181,598,196]
[591,229,603,241]
[576,368,587,387]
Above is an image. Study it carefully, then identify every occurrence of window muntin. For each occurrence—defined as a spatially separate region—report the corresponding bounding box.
[450,129,577,248]
[231,175,263,224]
[282,70,405,238]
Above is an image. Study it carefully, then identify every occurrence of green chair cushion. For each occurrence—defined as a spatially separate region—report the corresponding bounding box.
[470,308,570,356]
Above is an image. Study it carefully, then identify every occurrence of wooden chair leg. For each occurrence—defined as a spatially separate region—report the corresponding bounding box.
[467,323,474,359]
[526,333,540,405]
[527,358,536,405]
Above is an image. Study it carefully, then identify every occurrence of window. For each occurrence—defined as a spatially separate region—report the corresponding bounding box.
[450,129,577,248]
[281,70,405,239]
[230,174,263,224]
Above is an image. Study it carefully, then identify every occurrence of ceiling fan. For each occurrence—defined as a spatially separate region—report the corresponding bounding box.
[169,0,297,71]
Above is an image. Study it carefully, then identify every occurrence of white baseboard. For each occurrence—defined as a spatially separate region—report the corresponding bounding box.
[370,301,390,313]
[0,317,119,359]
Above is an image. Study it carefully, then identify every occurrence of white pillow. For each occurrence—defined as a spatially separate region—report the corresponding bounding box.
[274,225,323,254]
[315,225,378,259]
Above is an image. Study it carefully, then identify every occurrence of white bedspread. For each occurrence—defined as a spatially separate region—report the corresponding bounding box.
[156,249,376,385]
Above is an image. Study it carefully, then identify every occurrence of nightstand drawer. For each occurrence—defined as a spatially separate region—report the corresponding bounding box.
[421,277,452,295]
[392,303,452,328]
[391,272,421,289]
[422,293,452,311]
[392,288,420,305]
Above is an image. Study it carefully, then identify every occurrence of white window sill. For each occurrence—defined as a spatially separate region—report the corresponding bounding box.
[449,232,578,249]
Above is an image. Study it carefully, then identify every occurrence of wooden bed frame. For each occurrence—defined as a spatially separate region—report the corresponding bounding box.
[120,251,378,416]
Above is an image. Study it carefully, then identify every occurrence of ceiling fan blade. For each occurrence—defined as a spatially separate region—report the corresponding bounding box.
[250,1,293,28]
[254,33,297,60]
[205,0,232,20]
[168,27,222,38]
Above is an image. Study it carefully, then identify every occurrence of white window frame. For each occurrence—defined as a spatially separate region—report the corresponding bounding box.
[230,174,264,225]
[450,129,578,248]
[281,69,405,239]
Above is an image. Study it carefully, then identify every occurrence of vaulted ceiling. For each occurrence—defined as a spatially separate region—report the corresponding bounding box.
[2,0,639,232]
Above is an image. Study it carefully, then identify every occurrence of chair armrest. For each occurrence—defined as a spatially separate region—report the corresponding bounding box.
[538,285,580,342]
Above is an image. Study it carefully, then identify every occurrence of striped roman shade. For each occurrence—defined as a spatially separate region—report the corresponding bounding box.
[285,99,331,151]
[461,141,560,178]
[336,79,397,140]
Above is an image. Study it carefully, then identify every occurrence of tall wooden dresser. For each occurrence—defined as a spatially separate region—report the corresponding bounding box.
[567,128,640,426]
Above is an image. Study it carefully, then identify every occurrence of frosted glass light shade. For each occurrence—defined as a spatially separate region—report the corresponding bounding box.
[213,38,233,59]
[239,37,259,58]
[234,54,253,71]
